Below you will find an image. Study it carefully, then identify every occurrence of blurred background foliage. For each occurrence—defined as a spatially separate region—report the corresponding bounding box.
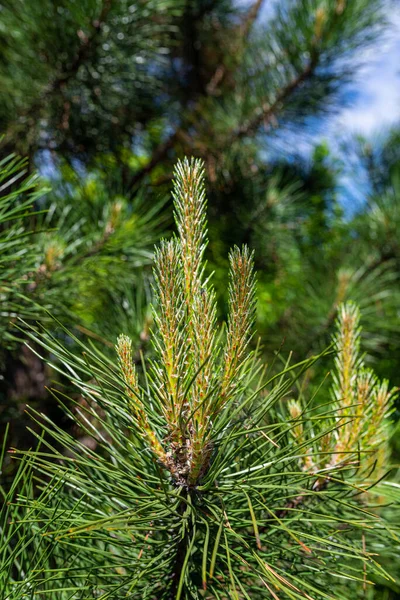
[0,0,400,592]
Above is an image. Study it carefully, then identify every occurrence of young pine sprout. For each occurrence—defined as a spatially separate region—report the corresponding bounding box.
[290,301,397,483]
[116,157,256,488]
[116,334,167,464]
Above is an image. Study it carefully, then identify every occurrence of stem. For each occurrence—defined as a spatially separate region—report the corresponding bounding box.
[169,490,192,599]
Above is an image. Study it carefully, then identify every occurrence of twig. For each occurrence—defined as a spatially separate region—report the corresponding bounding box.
[206,0,266,95]
[228,58,317,142]
[240,0,266,40]
[6,0,113,145]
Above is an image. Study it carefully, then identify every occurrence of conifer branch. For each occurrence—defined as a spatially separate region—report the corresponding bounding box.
[227,57,318,143]
[128,157,257,488]
[8,157,399,599]
[7,0,113,144]
[127,56,319,190]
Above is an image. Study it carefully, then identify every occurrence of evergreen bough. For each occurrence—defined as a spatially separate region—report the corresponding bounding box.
[2,158,399,599]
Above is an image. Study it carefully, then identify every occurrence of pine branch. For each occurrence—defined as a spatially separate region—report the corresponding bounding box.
[126,0,271,190]
[240,0,266,40]
[5,0,113,145]
[227,56,318,143]
[289,301,397,482]
[206,0,266,95]
[6,157,399,599]
[127,54,319,190]
[54,0,113,90]
[128,158,257,488]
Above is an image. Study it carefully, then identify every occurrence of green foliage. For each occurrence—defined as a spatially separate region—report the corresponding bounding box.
[0,0,385,173]
[1,0,395,388]
[32,160,167,338]
[205,142,400,385]
[290,302,397,481]
[0,0,182,158]
[2,159,399,599]
[0,148,166,353]
[1,2,400,596]
[0,147,167,467]
[0,151,48,351]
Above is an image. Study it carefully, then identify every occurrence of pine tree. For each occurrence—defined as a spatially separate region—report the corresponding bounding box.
[2,159,399,599]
